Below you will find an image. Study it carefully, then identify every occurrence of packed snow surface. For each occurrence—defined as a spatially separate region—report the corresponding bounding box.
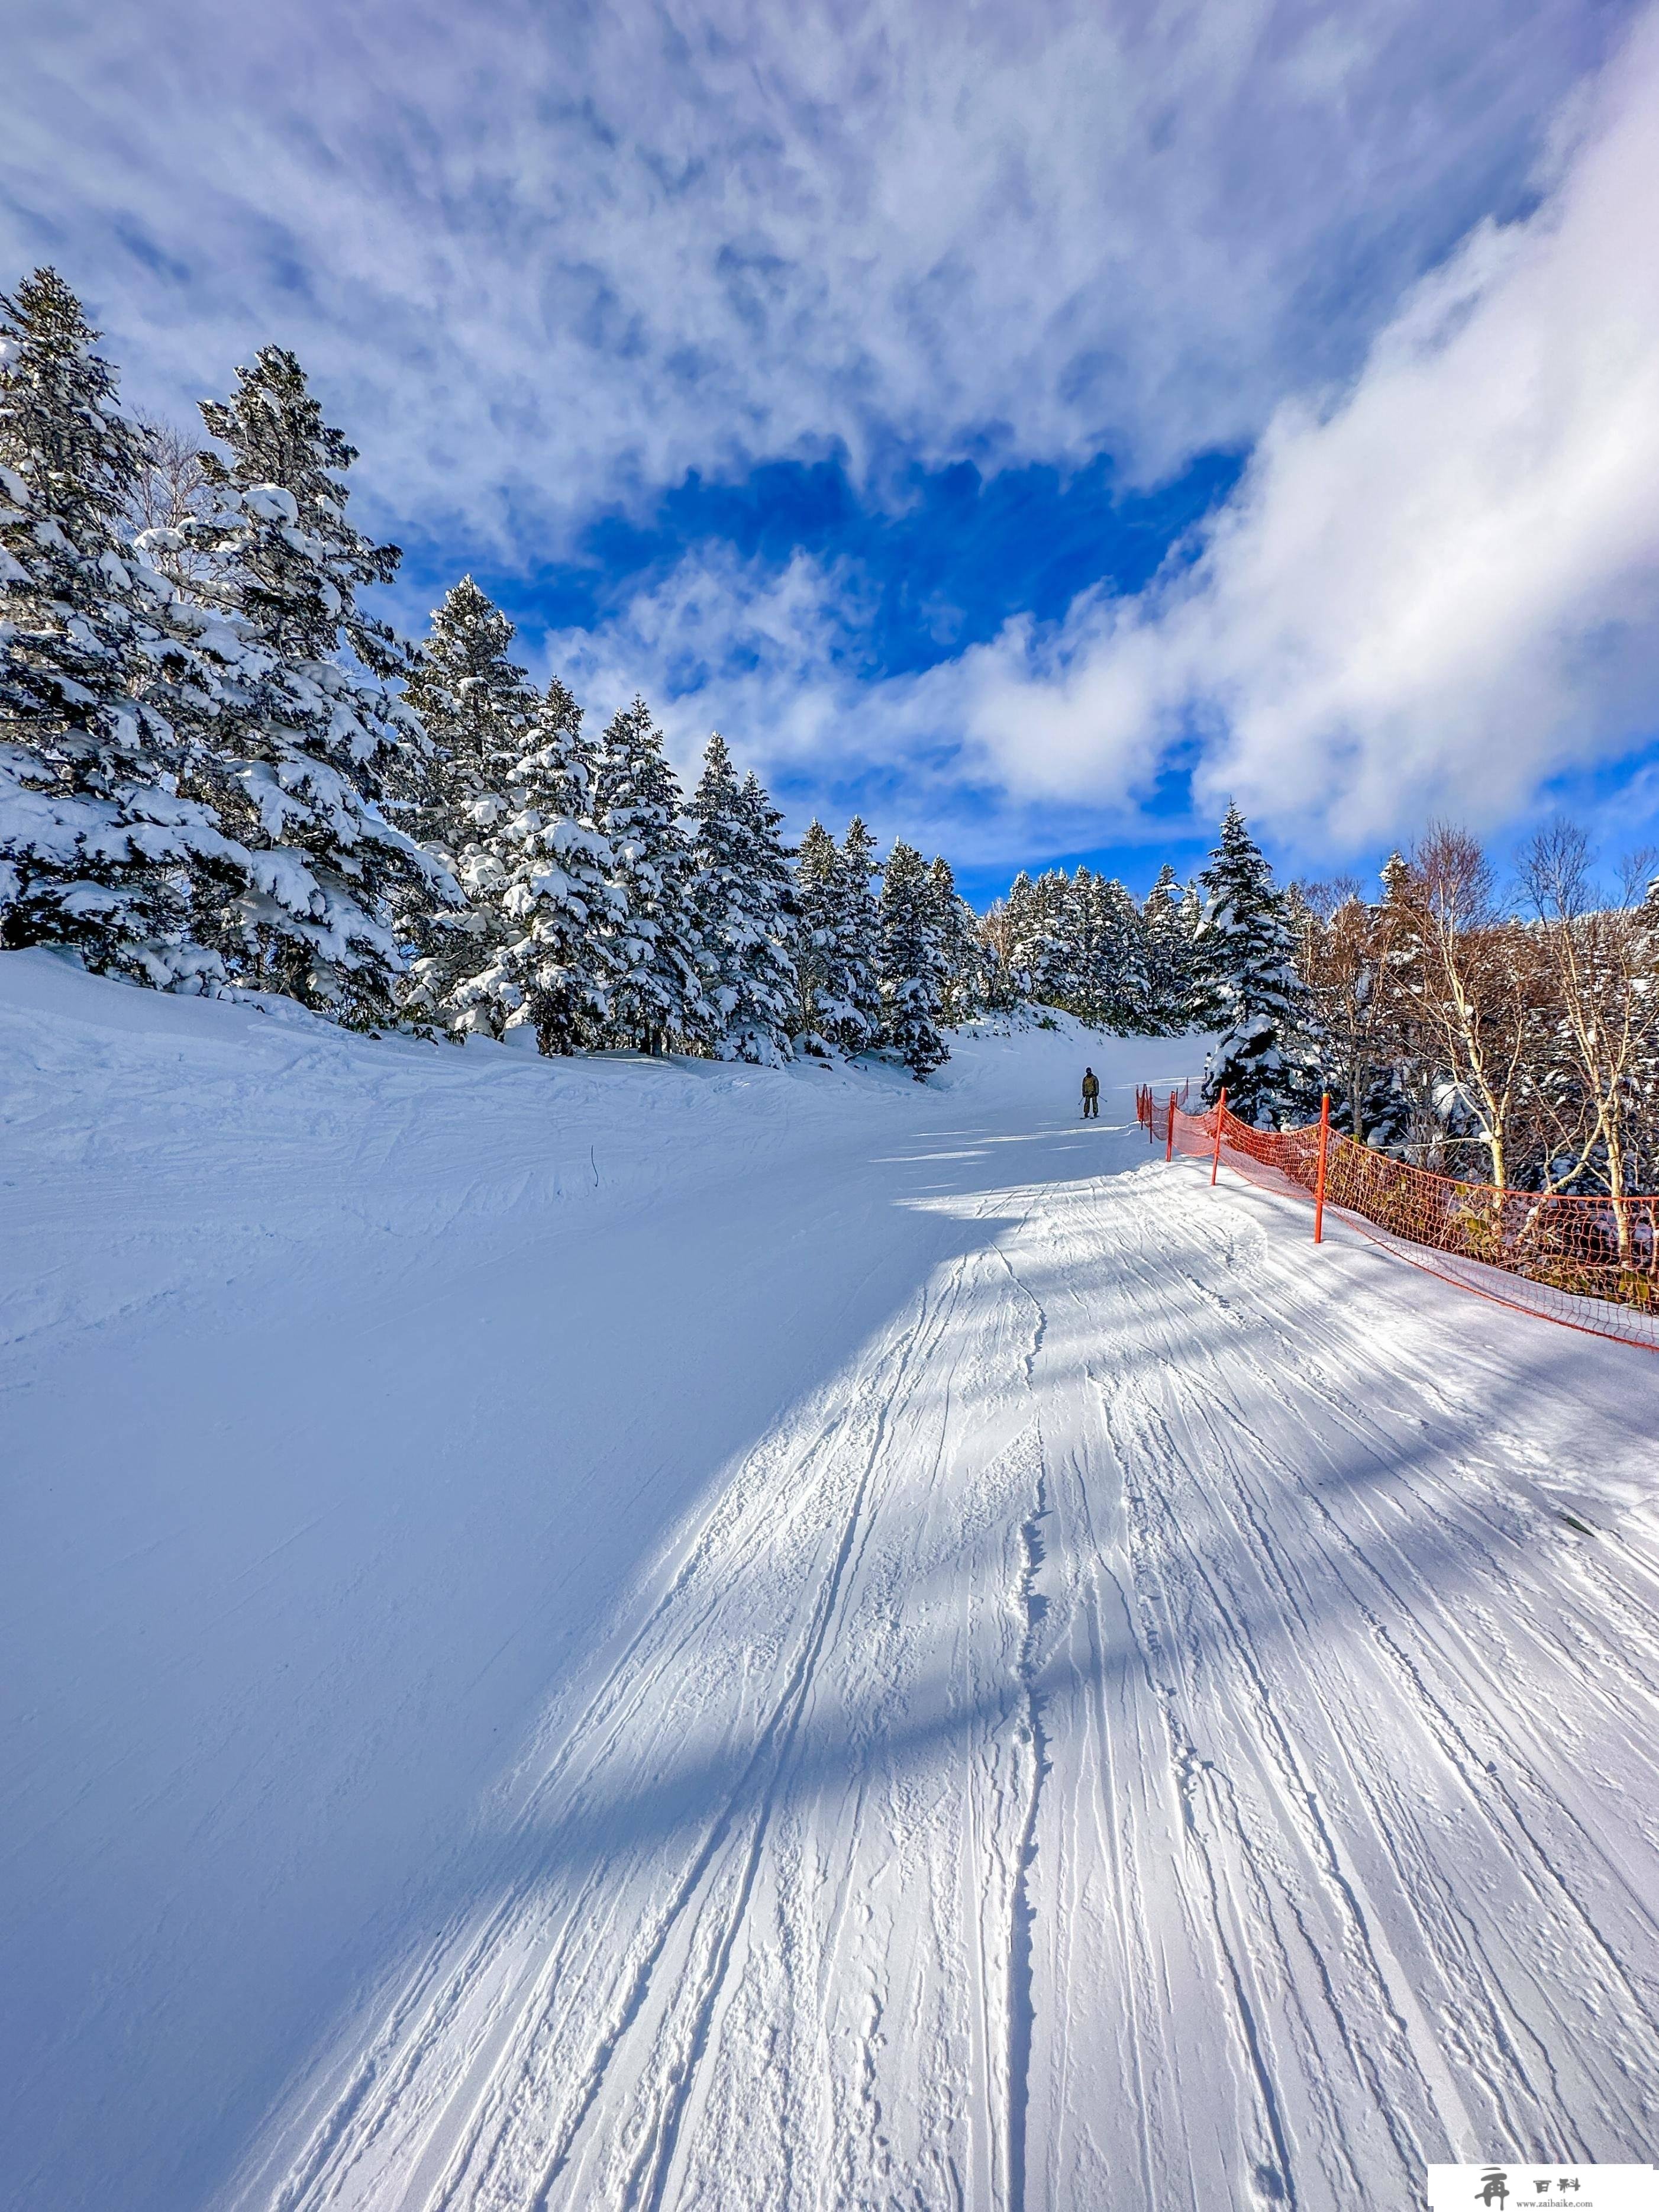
[3,951,1658,2212]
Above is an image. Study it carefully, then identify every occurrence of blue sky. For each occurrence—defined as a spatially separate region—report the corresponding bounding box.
[504,452,1242,678]
[415,446,1244,901]
[4,0,1658,905]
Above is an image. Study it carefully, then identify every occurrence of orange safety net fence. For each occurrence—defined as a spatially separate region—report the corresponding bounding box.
[1134,1085,1659,1354]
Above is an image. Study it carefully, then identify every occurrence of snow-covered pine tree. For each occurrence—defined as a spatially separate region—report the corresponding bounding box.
[834,815,885,1053]
[927,854,982,1027]
[794,815,879,1055]
[437,673,615,1051]
[1063,870,1104,1026]
[1098,876,1151,1031]
[590,694,702,1053]
[879,837,948,1078]
[397,577,538,859]
[392,577,540,1025]
[685,729,750,1055]
[1042,871,1082,1010]
[0,267,248,988]
[189,344,453,1026]
[688,732,795,1063]
[1192,803,1316,1125]
[1142,862,1192,1033]
[1033,868,1086,1015]
[1179,876,1218,1028]
[735,768,798,1056]
[793,818,842,1050]
[1284,879,1317,972]
[996,870,1039,1004]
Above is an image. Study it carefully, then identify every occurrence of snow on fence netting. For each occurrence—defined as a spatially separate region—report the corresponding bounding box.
[1135,1084,1659,1354]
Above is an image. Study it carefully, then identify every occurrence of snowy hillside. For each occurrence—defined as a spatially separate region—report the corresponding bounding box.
[3,951,1657,2212]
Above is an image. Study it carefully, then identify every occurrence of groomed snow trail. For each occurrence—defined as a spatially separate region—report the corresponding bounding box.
[3,959,1657,2212]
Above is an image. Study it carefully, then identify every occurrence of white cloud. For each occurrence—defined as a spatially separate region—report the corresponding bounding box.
[531,550,978,840]
[538,550,868,785]
[521,546,1183,868]
[7,0,1651,870]
[957,6,1659,850]
[0,0,1616,556]
[514,0,1659,873]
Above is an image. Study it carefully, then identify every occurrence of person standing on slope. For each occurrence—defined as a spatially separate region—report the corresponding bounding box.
[1081,1066,1100,1118]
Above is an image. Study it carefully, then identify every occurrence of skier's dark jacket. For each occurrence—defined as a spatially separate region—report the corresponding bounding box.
[1082,1071,1100,1099]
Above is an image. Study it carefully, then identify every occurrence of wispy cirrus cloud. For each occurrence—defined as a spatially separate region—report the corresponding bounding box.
[1,0,1616,547]
[4,0,1653,881]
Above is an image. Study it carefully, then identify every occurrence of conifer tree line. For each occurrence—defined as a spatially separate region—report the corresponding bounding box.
[7,267,1656,1153]
[984,802,1659,1197]
[0,269,980,1075]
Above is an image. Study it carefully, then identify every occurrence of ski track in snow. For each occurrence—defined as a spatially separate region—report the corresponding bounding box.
[3,955,1658,2212]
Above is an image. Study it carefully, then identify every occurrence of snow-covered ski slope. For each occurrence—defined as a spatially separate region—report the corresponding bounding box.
[3,951,1658,2212]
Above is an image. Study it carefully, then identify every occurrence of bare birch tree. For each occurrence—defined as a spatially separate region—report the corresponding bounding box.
[125,415,217,588]
[1521,823,1657,1247]
[1408,827,1543,1189]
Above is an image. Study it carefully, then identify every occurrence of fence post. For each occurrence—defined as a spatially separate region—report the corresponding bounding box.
[1211,1087,1226,1185]
[1165,1090,1176,1163]
[1313,1092,1331,1244]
